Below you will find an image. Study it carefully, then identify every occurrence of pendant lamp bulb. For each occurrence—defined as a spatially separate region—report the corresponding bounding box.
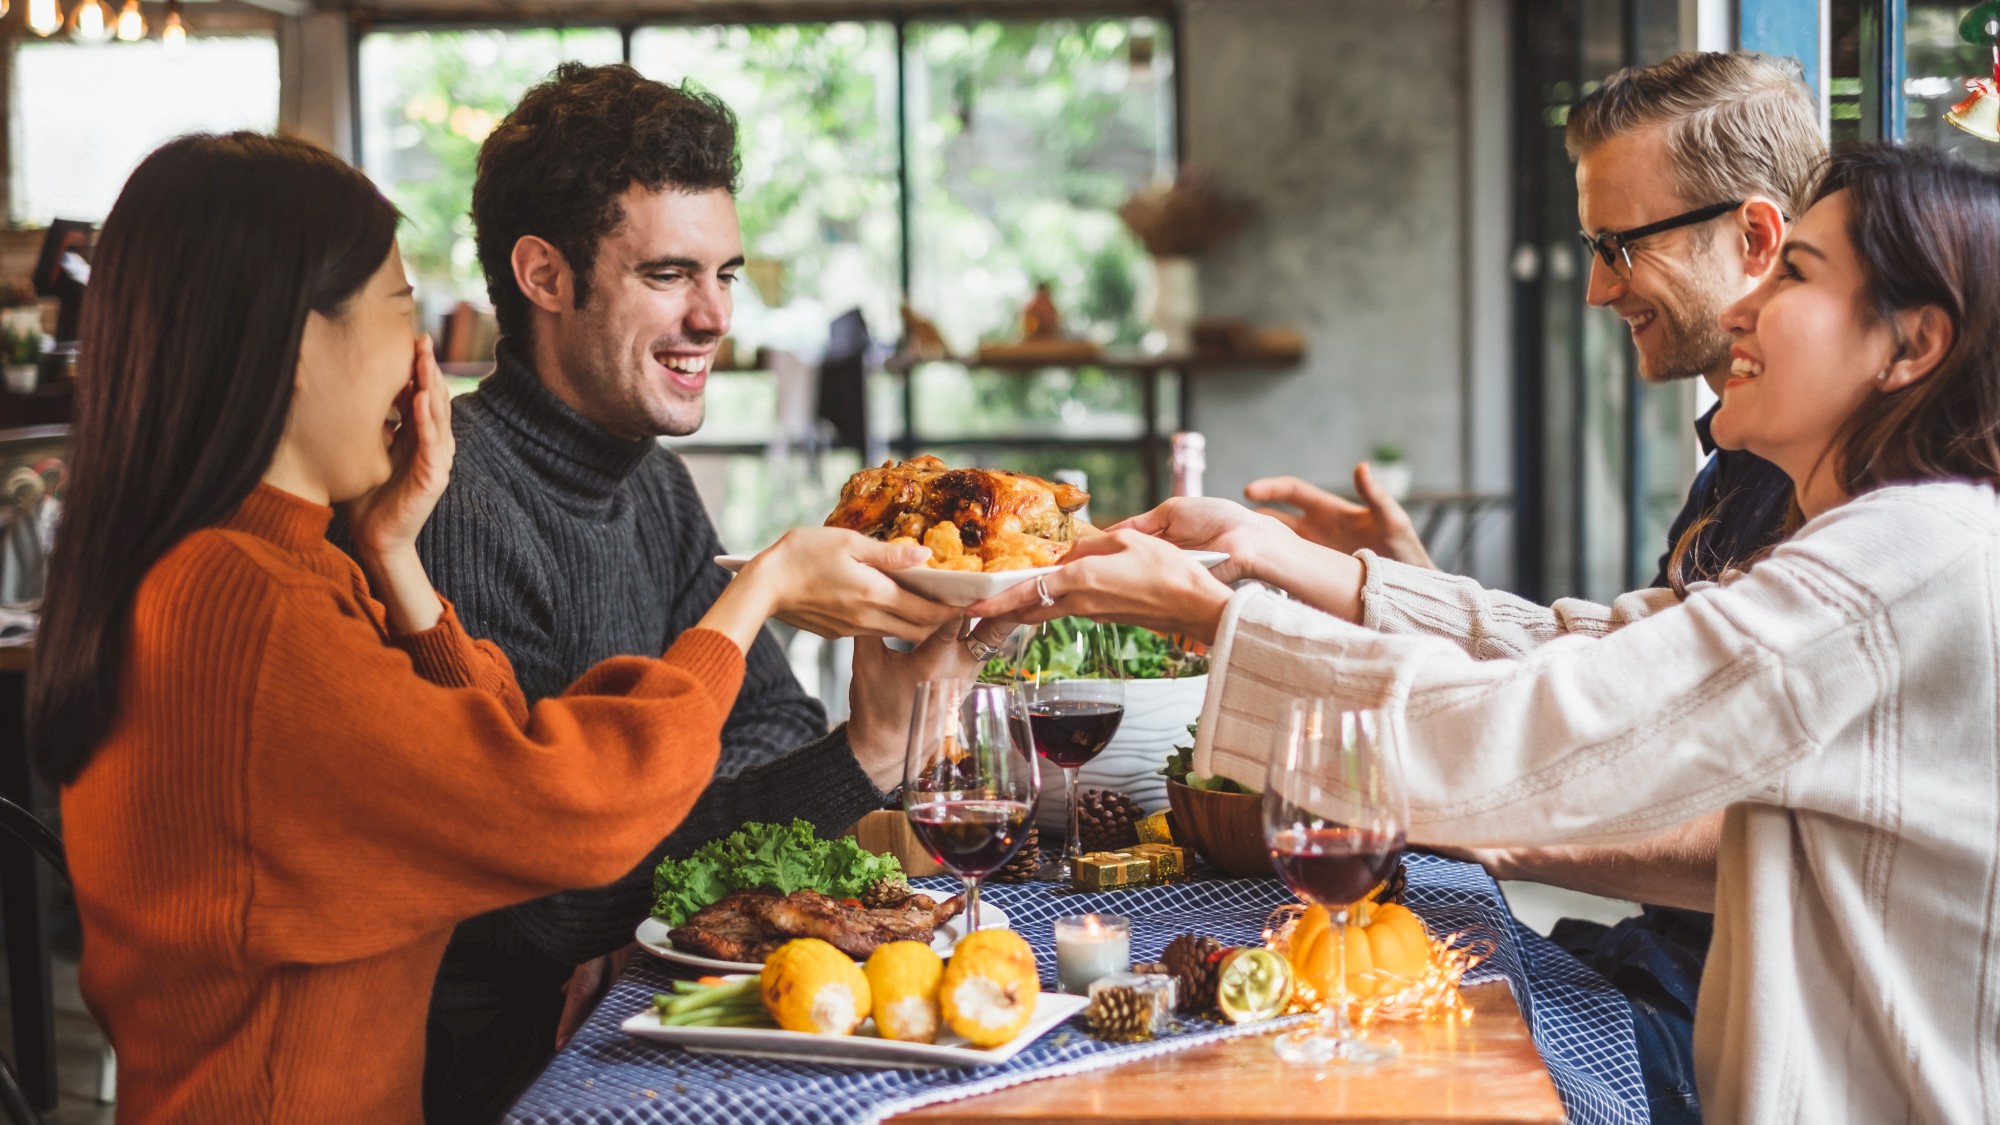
[114,0,143,40]
[26,0,61,37]
[162,0,186,53]
[72,0,112,41]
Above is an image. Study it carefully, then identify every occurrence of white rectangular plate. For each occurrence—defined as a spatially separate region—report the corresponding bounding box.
[715,549,1227,609]
[620,989,1089,1069]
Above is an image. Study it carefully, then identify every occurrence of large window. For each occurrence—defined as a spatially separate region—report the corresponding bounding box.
[10,35,280,224]
[358,28,624,309]
[355,14,1174,550]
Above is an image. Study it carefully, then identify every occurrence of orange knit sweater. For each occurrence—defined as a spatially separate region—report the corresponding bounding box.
[60,484,746,1123]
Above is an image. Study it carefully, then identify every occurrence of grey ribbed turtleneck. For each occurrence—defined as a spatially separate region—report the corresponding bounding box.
[388,343,883,980]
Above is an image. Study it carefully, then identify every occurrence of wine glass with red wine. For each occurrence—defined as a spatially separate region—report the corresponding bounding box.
[1263,698,1408,1066]
[903,681,1041,933]
[1016,622,1125,880]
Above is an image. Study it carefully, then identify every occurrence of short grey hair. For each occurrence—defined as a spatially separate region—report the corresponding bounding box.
[1566,50,1825,217]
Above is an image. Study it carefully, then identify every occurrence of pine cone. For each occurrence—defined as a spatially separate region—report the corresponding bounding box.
[1371,859,1408,905]
[1085,985,1156,1041]
[860,876,914,909]
[1076,789,1144,853]
[990,826,1041,884]
[1162,934,1228,1016]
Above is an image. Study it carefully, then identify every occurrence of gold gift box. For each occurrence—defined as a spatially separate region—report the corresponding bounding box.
[1135,810,1175,845]
[1129,842,1192,884]
[1072,850,1153,891]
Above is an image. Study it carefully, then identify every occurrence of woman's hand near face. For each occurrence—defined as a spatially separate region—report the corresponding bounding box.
[964,529,1234,644]
[343,335,455,633]
[696,529,962,654]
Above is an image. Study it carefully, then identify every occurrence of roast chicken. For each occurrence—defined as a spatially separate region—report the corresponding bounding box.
[825,455,1090,571]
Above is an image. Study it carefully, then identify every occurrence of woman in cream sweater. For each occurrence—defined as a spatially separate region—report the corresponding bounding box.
[972,145,2000,1123]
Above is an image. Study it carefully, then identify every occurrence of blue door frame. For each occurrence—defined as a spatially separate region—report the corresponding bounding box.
[1739,0,1909,142]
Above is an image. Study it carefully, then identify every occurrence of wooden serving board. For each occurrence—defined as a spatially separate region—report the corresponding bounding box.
[888,981,1565,1124]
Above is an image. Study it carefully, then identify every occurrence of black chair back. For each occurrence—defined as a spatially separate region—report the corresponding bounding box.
[0,799,63,886]
[0,796,61,1125]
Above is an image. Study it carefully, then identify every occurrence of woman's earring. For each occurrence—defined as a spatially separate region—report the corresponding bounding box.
[1876,366,1892,384]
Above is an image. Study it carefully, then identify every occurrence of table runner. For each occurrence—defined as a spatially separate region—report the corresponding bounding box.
[505,854,1646,1125]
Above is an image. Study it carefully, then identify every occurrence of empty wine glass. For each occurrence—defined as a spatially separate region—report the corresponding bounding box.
[903,680,1041,933]
[1264,698,1408,1066]
[1015,620,1125,880]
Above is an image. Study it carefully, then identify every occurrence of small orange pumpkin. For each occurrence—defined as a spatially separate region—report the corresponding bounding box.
[1291,901,1430,1000]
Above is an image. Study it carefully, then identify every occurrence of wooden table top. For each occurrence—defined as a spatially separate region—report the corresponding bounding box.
[0,642,29,673]
[890,981,1563,1125]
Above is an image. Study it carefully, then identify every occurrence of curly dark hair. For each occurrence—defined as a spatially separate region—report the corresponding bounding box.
[473,62,741,347]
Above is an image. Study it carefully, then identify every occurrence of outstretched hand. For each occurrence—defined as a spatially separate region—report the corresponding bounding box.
[344,334,455,559]
[742,529,962,644]
[1111,496,1296,586]
[1244,462,1435,569]
[964,529,1232,644]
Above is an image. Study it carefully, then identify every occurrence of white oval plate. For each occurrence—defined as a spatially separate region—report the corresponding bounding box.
[621,984,1087,1069]
[635,902,1010,974]
[715,549,1227,609]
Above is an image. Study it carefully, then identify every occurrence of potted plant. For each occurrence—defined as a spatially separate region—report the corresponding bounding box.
[2,304,42,395]
[982,618,1208,829]
[1118,169,1251,355]
[1368,442,1412,501]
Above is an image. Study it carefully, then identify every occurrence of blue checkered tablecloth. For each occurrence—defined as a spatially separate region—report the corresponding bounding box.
[505,854,1646,1125]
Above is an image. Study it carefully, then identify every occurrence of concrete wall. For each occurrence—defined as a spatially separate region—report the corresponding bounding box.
[1183,0,1514,584]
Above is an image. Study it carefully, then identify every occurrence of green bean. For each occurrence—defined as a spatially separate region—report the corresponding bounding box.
[663,977,764,1018]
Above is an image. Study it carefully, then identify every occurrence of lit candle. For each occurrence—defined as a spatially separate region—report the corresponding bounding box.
[1054,914,1131,994]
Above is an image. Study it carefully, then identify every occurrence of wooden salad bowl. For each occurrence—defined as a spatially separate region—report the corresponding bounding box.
[1166,778,1272,878]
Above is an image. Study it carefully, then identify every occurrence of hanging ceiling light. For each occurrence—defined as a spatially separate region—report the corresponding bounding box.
[26,0,62,37]
[114,0,144,41]
[161,0,186,53]
[71,0,113,41]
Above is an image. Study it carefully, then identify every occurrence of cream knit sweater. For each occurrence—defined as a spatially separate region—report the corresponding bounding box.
[1192,481,2000,1124]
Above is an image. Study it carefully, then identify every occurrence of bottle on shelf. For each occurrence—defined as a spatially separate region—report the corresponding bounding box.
[1170,432,1205,498]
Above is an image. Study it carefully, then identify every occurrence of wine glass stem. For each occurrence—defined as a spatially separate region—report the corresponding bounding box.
[1064,767,1082,861]
[963,874,982,933]
[1326,909,1353,1042]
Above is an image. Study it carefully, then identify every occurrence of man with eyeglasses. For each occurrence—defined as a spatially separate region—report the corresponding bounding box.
[1247,51,1824,1125]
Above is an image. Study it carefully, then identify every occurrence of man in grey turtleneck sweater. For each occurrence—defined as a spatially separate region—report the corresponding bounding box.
[388,64,1003,1124]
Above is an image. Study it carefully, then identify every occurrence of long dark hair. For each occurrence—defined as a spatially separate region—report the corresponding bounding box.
[29,133,398,784]
[1668,144,2000,593]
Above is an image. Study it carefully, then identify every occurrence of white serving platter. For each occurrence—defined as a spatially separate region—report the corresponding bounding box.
[635,903,1011,974]
[714,549,1227,609]
[620,986,1089,1069]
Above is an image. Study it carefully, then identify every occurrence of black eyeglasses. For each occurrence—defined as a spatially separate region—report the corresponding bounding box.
[1578,200,1743,280]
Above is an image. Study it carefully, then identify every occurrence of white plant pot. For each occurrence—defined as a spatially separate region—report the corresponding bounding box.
[4,365,36,395]
[1143,256,1199,355]
[1368,461,1412,501]
[1038,674,1209,834]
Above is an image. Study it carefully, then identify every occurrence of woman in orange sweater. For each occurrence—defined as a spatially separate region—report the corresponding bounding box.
[28,133,958,1124]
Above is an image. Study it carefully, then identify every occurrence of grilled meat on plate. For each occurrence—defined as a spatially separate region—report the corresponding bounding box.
[667,886,967,963]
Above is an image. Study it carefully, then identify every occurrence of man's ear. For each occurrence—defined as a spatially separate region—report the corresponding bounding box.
[511,236,571,316]
[1883,305,1954,393]
[1736,196,1787,280]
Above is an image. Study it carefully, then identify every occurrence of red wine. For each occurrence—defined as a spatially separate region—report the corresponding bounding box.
[1027,699,1125,768]
[1268,827,1404,907]
[907,800,1033,876]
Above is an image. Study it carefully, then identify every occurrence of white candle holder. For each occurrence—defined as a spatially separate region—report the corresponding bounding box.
[1054,913,1131,995]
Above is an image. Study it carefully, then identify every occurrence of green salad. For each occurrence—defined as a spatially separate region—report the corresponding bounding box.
[980,617,1208,682]
[1160,725,1256,795]
[650,818,904,927]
